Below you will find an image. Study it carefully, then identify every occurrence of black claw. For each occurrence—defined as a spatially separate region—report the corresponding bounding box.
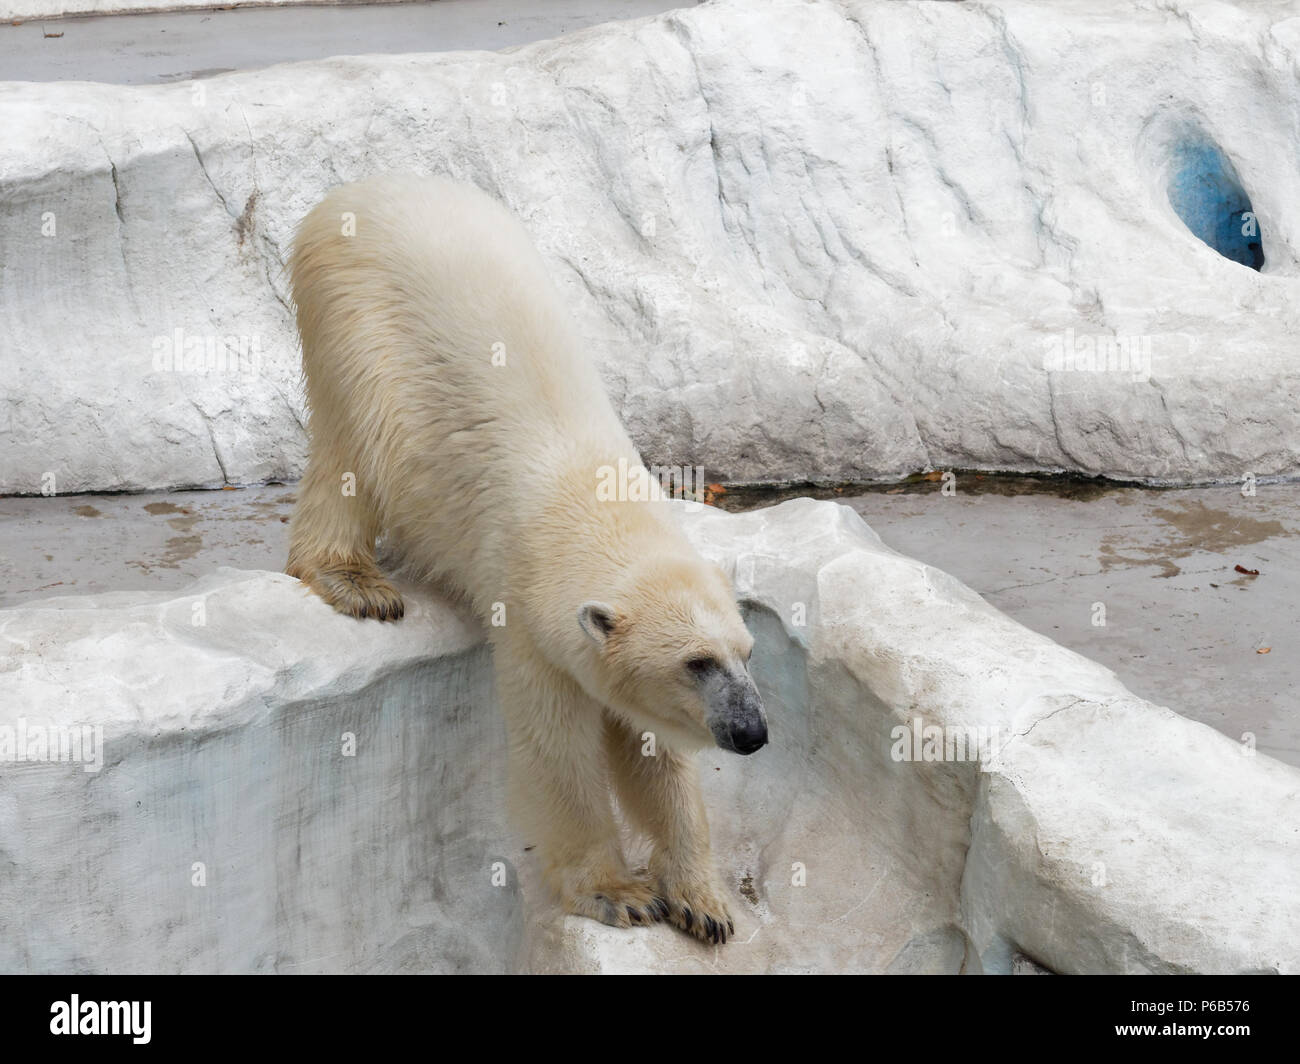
[727,919,735,936]
[682,908,694,930]
[627,905,641,925]
[655,898,671,920]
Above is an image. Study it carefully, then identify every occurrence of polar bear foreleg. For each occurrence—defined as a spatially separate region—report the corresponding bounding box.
[495,644,669,930]
[603,714,736,945]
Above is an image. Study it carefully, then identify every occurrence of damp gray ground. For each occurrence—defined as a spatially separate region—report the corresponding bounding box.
[1,479,1295,768]
[0,0,686,85]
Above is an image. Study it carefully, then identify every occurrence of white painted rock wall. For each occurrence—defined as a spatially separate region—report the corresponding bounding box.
[3,500,1295,973]
[3,0,1299,494]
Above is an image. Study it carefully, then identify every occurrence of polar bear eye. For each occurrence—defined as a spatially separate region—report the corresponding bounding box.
[685,656,718,678]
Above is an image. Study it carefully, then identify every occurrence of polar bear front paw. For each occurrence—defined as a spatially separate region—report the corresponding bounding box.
[565,875,670,930]
[658,874,735,945]
[297,563,406,621]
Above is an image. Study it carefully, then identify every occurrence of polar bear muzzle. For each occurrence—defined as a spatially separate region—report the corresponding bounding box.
[697,663,768,755]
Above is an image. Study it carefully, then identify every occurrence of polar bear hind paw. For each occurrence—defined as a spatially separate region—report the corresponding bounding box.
[568,877,670,929]
[294,561,406,621]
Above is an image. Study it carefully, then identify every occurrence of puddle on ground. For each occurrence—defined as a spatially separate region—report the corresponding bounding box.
[162,535,203,566]
[711,472,1130,512]
[708,474,1293,585]
[131,533,205,574]
[1099,499,1288,578]
[72,505,102,518]
[1150,501,1286,552]
[143,501,186,515]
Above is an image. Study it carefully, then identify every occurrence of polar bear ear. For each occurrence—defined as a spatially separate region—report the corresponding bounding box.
[577,602,618,648]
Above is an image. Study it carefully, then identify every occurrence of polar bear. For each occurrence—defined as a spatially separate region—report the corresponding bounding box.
[285,175,767,944]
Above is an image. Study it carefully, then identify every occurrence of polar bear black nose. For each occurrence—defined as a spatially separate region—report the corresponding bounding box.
[728,718,768,755]
[704,670,768,754]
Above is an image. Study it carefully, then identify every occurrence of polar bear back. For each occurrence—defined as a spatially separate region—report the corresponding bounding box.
[289,174,642,600]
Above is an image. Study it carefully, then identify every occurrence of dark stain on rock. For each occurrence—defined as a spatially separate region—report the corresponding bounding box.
[235,190,259,248]
[73,505,102,518]
[739,873,759,907]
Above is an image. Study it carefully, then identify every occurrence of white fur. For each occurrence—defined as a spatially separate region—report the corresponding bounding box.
[286,175,757,941]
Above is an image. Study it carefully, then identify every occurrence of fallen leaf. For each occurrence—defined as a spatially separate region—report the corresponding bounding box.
[1234,564,1260,576]
[1257,647,1271,654]
[922,470,944,482]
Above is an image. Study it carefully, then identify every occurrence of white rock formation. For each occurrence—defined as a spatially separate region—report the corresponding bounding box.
[3,499,1295,973]
[2,0,1299,494]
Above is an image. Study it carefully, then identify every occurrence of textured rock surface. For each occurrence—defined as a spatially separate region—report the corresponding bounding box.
[3,500,1295,973]
[3,0,1299,493]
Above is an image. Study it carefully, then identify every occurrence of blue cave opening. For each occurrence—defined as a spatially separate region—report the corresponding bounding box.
[1166,141,1264,270]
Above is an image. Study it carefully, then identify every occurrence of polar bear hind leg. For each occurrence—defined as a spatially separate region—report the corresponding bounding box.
[286,455,405,621]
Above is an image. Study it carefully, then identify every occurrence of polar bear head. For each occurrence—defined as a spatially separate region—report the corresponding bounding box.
[577,555,768,756]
